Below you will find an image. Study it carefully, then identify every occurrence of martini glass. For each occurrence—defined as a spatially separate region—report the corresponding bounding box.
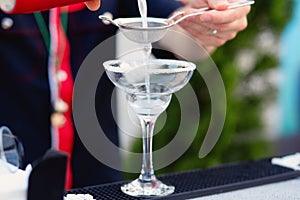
[103,59,195,197]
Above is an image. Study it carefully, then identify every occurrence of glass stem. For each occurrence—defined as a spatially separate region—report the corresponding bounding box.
[139,116,157,182]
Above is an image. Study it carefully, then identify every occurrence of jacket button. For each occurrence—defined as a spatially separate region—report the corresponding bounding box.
[1,17,13,30]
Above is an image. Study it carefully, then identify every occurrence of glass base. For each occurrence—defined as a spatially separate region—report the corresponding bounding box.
[121,178,175,197]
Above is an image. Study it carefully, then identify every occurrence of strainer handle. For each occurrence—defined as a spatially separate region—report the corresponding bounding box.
[98,15,120,27]
[172,0,255,25]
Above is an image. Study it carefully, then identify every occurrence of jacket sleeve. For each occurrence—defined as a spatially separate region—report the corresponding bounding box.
[147,0,183,18]
[119,0,182,18]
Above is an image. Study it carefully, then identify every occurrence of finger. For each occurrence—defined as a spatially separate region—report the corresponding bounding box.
[207,0,229,10]
[195,33,228,47]
[199,5,251,24]
[179,18,241,46]
[178,7,249,33]
[180,25,228,44]
[181,20,244,43]
[179,0,209,8]
[178,0,228,10]
[85,0,101,11]
[214,30,237,41]
[201,16,248,33]
[179,19,212,35]
[178,21,228,47]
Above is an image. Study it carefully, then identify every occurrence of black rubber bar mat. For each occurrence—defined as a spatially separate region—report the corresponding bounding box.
[66,157,300,200]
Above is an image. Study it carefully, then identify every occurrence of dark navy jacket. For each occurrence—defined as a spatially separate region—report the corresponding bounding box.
[0,0,181,187]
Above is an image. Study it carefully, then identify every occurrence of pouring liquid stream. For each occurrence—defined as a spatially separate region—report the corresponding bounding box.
[137,0,152,103]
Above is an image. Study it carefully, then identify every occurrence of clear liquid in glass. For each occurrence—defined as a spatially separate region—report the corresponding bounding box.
[103,59,195,197]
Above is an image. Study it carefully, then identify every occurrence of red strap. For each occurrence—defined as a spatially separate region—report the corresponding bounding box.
[50,7,74,189]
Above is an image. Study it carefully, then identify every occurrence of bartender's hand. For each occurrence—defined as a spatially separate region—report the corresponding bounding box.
[176,0,251,53]
[85,0,101,11]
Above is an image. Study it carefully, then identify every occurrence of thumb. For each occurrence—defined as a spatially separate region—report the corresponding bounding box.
[85,0,101,11]
[207,0,229,10]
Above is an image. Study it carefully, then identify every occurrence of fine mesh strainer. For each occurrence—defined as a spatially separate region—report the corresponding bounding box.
[99,0,254,43]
